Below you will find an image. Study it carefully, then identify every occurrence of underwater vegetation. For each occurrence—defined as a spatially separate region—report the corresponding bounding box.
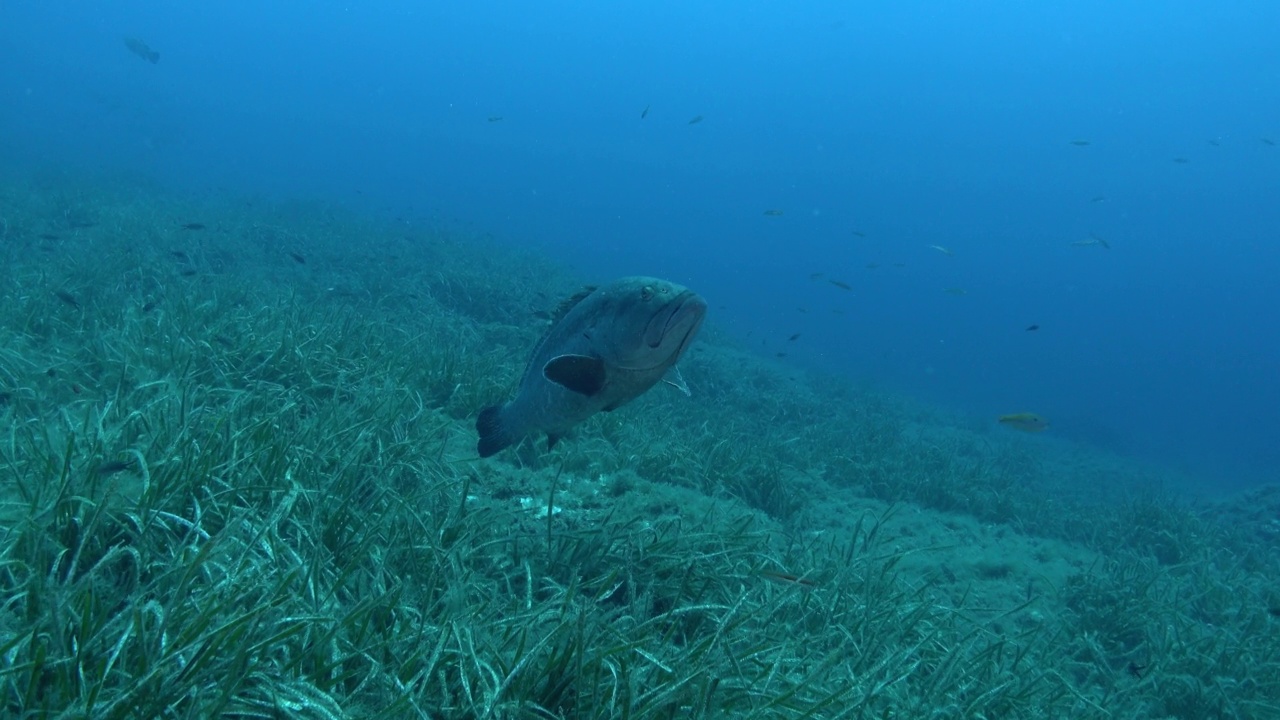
[0,173,1277,718]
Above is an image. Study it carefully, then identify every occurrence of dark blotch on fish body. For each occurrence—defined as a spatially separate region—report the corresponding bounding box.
[124,37,159,64]
[475,277,706,458]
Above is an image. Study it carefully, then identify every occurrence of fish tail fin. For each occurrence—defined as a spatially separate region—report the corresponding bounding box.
[476,404,516,458]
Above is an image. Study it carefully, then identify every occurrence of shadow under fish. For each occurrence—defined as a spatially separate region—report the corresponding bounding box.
[476,277,707,458]
[125,38,159,64]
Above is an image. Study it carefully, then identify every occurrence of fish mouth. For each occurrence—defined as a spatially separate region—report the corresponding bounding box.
[645,290,707,356]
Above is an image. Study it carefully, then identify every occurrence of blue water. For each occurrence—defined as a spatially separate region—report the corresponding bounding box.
[3,1,1276,491]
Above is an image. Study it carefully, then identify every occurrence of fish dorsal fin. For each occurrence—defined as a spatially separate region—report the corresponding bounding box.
[544,354,607,396]
[548,285,598,326]
[524,285,600,382]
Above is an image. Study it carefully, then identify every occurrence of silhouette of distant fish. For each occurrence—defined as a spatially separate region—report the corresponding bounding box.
[688,115,704,125]
[998,413,1049,433]
[124,37,159,64]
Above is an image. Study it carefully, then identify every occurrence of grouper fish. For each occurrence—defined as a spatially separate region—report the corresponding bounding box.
[476,276,707,458]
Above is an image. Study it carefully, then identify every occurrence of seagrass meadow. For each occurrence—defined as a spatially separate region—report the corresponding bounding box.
[0,171,1277,719]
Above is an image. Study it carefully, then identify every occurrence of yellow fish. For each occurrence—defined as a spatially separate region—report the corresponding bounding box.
[999,413,1049,433]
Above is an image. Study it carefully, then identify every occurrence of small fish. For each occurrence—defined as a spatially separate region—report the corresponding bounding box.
[1069,139,1091,146]
[1025,324,1039,332]
[0,391,11,406]
[68,220,97,229]
[892,262,906,268]
[1173,157,1190,164]
[1089,195,1107,203]
[688,115,704,125]
[94,459,135,476]
[1127,662,1148,679]
[124,37,159,64]
[775,352,787,358]
[998,413,1049,433]
[757,569,817,589]
[640,105,650,119]
[865,263,879,270]
[180,222,206,231]
[1262,138,1277,146]
[828,279,852,291]
[1207,139,1221,147]
[796,307,807,313]
[142,300,158,313]
[851,230,866,237]
[487,116,503,123]
[943,287,967,296]
[928,244,954,256]
[288,252,307,264]
[1070,232,1110,249]
[179,268,198,277]
[809,272,824,280]
[38,233,60,240]
[54,290,80,309]
[170,250,191,262]
[475,277,706,457]
[762,209,784,216]
[788,333,800,341]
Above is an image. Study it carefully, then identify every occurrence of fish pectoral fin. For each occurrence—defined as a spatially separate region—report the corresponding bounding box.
[544,354,607,396]
[661,365,692,397]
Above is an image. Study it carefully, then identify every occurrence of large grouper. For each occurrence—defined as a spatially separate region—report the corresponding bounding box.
[476,276,707,458]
